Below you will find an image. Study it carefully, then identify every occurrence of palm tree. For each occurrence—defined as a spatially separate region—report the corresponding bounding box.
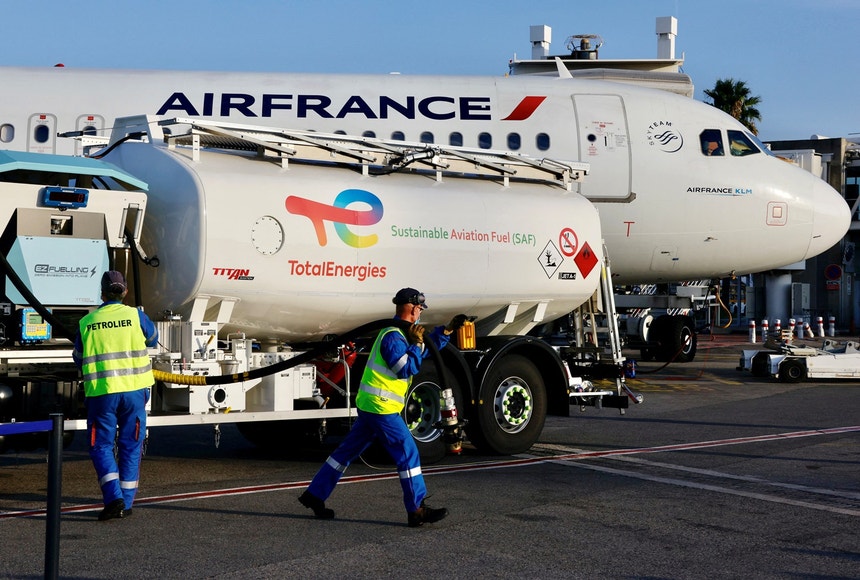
[703,78,763,135]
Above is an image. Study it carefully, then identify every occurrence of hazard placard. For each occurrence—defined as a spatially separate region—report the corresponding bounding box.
[537,240,564,279]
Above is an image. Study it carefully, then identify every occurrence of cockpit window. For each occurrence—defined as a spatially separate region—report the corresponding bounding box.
[727,130,760,156]
[746,131,776,157]
[700,129,724,156]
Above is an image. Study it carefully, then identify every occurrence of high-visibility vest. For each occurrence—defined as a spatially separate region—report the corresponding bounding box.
[79,303,154,397]
[356,327,411,414]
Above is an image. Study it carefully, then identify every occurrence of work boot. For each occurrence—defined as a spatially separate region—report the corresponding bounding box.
[97,498,126,521]
[408,500,448,527]
[298,491,335,519]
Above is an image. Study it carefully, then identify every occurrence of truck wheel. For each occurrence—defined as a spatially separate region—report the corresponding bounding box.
[403,367,463,465]
[779,359,806,383]
[469,354,546,455]
[656,316,697,362]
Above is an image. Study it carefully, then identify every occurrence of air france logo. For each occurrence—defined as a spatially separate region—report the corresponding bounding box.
[156,92,546,121]
[646,120,683,153]
[286,189,383,248]
[502,96,547,121]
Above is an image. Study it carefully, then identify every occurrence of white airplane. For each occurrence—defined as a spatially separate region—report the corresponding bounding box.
[0,64,849,286]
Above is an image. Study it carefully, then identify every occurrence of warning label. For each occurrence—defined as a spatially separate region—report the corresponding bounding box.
[538,241,563,279]
[574,242,599,278]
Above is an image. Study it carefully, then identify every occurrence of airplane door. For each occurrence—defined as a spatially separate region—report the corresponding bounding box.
[27,113,57,154]
[571,94,631,201]
[75,114,106,156]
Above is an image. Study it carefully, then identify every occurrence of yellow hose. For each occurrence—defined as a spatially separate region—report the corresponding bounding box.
[152,368,250,386]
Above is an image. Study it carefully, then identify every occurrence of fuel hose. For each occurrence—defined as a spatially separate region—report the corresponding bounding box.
[153,318,447,388]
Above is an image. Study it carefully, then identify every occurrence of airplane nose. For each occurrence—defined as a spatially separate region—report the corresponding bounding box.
[805,177,851,259]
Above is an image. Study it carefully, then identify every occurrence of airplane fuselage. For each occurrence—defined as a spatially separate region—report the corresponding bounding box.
[0,66,849,283]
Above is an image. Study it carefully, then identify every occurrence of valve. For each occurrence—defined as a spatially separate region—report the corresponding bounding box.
[435,388,468,455]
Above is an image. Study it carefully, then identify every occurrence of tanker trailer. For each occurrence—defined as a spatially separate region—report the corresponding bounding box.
[25,115,624,460]
[102,116,619,457]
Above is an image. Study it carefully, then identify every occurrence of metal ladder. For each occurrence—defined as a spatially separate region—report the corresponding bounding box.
[567,247,643,407]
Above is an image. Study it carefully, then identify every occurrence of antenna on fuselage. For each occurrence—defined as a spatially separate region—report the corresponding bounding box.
[554,57,573,79]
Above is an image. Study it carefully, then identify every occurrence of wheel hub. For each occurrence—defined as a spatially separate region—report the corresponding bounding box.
[493,379,532,433]
[404,382,442,443]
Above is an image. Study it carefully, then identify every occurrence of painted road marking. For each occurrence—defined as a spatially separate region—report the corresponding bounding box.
[547,459,860,517]
[2,426,858,520]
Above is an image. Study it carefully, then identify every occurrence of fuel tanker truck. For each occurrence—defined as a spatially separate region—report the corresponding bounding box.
[0,115,633,460]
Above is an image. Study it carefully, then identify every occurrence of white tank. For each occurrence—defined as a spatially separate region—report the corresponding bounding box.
[105,140,602,341]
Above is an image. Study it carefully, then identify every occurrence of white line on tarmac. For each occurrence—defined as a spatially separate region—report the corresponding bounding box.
[2,425,858,519]
[600,455,860,501]
[543,458,860,517]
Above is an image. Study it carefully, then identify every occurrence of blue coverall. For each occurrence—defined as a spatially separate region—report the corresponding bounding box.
[73,301,158,510]
[307,319,450,513]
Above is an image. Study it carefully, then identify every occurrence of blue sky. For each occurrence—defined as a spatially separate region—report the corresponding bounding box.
[3,0,855,140]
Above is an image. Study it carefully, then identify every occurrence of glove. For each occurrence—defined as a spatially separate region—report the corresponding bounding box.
[446,314,468,333]
[407,323,426,345]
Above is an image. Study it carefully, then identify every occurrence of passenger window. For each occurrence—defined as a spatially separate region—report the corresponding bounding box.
[391,131,405,141]
[536,133,550,151]
[362,130,376,138]
[700,129,724,156]
[449,132,463,147]
[727,130,760,156]
[507,133,521,151]
[478,132,492,149]
[334,130,346,135]
[0,124,13,143]
[420,131,434,144]
[34,124,50,144]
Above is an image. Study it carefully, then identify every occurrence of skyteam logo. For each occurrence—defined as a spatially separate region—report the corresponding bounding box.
[286,189,383,248]
[646,120,684,153]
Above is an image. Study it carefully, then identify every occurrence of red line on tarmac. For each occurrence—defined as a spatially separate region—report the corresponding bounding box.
[3,425,858,520]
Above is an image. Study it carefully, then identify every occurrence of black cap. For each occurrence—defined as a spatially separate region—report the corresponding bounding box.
[393,287,427,308]
[101,270,127,295]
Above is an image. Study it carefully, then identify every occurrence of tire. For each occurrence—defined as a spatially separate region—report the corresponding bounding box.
[403,366,464,465]
[655,316,697,362]
[779,359,806,383]
[468,354,547,455]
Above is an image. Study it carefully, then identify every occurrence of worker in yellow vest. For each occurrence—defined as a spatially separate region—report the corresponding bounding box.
[73,271,158,521]
[299,288,466,527]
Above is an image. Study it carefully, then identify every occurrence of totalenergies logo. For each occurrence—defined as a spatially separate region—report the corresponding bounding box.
[286,189,383,248]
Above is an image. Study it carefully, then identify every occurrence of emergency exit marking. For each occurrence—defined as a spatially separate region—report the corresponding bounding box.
[559,228,578,257]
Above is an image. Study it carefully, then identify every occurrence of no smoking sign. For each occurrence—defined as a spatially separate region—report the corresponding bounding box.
[559,228,578,257]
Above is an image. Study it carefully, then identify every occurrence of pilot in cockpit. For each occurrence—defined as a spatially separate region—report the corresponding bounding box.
[704,140,723,156]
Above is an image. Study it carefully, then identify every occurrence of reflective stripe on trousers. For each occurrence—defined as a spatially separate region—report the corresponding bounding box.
[306,410,427,513]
